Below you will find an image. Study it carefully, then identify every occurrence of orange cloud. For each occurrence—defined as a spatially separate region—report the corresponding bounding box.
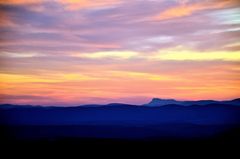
[58,0,122,10]
[0,0,122,11]
[0,0,42,5]
[153,0,238,21]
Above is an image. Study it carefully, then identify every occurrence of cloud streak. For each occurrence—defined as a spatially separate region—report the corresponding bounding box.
[58,0,123,10]
[152,0,238,21]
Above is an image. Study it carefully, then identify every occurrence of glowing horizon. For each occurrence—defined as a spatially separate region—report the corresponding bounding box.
[0,0,240,106]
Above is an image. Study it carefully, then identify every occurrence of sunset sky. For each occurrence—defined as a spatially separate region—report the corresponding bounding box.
[0,0,240,106]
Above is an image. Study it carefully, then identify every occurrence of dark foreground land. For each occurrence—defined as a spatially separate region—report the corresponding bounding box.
[0,125,240,156]
[1,125,240,146]
[1,102,240,152]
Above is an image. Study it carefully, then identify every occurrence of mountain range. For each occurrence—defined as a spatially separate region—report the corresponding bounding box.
[1,98,240,109]
[0,98,240,143]
[145,98,240,106]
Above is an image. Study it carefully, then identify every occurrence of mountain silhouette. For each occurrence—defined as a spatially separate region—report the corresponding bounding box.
[146,98,181,106]
[0,98,240,147]
[145,98,240,106]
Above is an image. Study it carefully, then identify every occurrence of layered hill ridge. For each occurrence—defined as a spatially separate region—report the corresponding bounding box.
[145,98,240,107]
[1,98,240,109]
[0,98,240,140]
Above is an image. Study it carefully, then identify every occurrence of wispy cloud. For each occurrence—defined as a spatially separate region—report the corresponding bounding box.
[58,0,123,10]
[151,0,239,21]
[150,47,240,61]
[0,0,42,5]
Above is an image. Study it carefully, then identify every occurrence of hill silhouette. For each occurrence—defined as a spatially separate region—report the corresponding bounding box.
[145,98,240,106]
[0,98,240,149]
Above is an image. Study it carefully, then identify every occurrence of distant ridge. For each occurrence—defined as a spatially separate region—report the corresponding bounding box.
[1,98,240,140]
[1,102,240,126]
[144,98,240,107]
[0,98,240,108]
[145,98,179,106]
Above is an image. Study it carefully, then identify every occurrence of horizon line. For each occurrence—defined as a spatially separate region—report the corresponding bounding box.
[0,97,239,107]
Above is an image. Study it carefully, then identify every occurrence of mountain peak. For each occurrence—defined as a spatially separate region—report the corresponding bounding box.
[146,98,179,106]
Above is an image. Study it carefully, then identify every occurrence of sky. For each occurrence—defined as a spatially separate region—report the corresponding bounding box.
[0,0,240,106]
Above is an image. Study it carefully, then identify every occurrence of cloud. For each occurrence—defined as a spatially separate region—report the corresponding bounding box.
[72,51,138,59]
[150,47,240,61]
[0,94,53,101]
[223,43,240,51]
[0,72,101,84]
[0,0,42,5]
[106,70,175,81]
[58,0,122,10]
[152,0,238,21]
[1,0,239,54]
